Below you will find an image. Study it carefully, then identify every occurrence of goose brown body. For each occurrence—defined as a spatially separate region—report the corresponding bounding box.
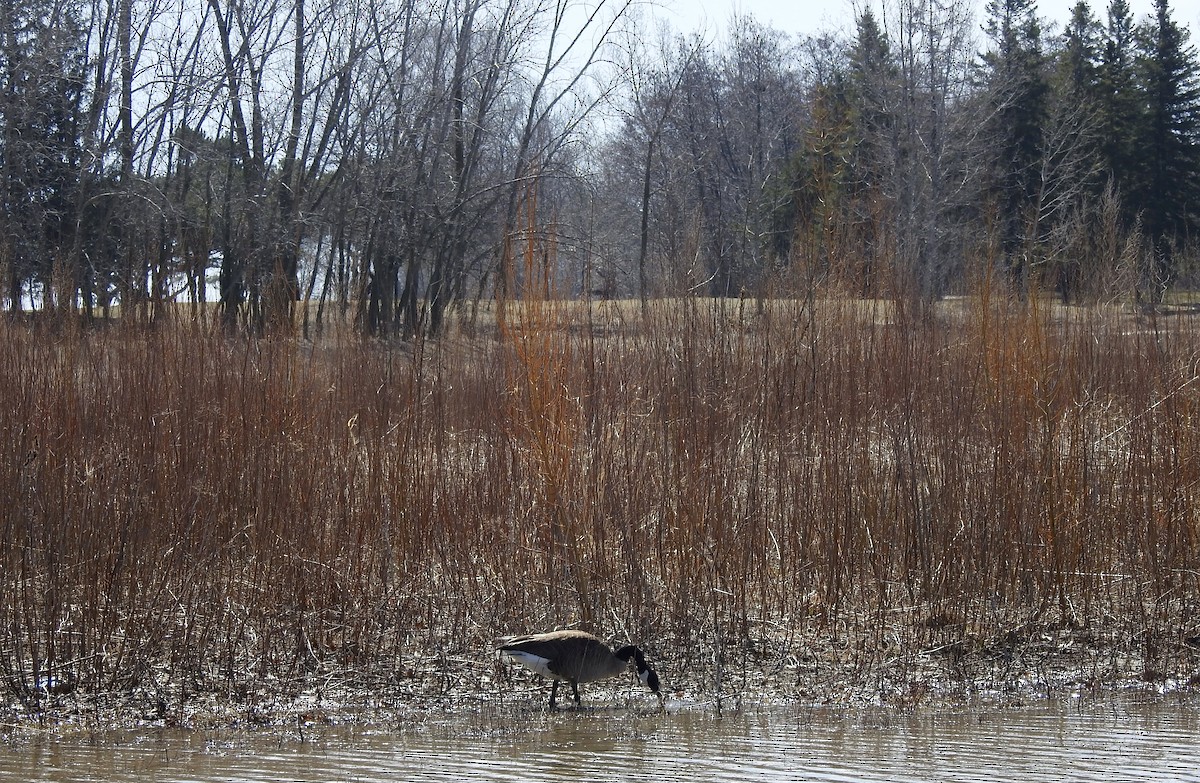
[499,630,661,708]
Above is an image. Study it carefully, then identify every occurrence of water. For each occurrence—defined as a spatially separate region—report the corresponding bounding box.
[4,696,1197,782]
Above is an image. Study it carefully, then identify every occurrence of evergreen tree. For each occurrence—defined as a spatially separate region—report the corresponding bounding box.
[1135,0,1200,295]
[980,0,1049,290]
[1054,3,1104,185]
[1059,1,1102,99]
[0,0,85,310]
[787,40,853,287]
[1045,1,1107,302]
[847,9,898,186]
[844,8,899,294]
[1098,0,1143,221]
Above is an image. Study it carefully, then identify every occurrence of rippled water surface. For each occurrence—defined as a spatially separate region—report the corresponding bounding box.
[5,696,1198,782]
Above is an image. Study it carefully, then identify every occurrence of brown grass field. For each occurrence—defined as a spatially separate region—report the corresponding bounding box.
[2,291,1200,726]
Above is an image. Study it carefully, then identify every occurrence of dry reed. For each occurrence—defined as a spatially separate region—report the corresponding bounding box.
[2,290,1199,720]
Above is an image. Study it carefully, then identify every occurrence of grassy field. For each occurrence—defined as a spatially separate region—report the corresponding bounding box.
[2,293,1199,725]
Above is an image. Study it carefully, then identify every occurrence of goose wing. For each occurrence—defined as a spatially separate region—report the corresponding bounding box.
[499,630,609,680]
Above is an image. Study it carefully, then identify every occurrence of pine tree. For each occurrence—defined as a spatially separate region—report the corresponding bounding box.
[1098,0,1143,221]
[1045,1,1106,302]
[980,0,1049,291]
[0,0,85,310]
[1135,0,1200,295]
[1054,3,1104,191]
[1060,1,1102,98]
[848,9,897,175]
[844,8,899,295]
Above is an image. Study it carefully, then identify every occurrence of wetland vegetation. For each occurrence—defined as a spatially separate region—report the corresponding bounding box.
[3,293,1200,729]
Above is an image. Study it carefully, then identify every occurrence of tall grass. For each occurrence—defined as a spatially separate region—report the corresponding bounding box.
[2,291,1199,717]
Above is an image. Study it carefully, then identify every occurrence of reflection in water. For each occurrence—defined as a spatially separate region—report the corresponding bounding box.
[4,697,1198,782]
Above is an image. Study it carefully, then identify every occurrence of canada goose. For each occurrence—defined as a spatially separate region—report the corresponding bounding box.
[499,630,661,708]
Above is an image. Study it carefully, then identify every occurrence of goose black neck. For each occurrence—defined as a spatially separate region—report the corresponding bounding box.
[615,645,660,693]
[614,645,645,666]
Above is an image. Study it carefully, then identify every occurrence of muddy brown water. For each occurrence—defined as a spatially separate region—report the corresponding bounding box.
[3,696,1197,782]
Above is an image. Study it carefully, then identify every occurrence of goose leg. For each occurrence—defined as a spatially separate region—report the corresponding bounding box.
[549,680,559,709]
[571,680,581,706]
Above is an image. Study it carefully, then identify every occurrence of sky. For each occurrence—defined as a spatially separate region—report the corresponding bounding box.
[659,0,1200,41]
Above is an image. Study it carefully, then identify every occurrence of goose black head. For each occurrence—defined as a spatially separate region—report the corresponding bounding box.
[615,644,661,694]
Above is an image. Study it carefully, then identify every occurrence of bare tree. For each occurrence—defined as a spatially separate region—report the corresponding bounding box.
[602,16,807,303]
[877,0,981,304]
[610,20,700,305]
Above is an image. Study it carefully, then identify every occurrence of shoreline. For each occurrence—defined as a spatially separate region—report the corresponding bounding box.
[5,625,1198,736]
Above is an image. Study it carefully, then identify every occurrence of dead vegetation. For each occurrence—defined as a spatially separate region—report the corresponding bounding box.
[2,291,1200,727]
